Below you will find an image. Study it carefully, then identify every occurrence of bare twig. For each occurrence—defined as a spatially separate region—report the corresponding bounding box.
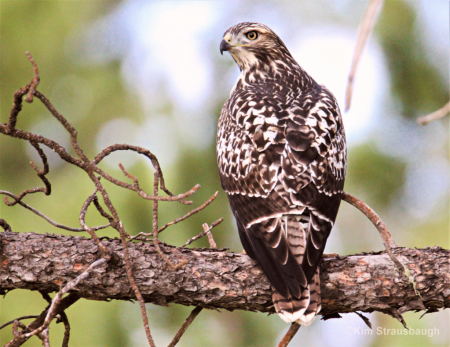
[341,192,418,291]
[119,234,156,347]
[158,191,218,234]
[0,316,39,331]
[125,172,160,347]
[79,188,109,255]
[3,187,47,206]
[94,144,194,205]
[342,191,397,249]
[5,294,80,347]
[21,258,107,340]
[0,190,109,232]
[29,141,51,195]
[12,320,27,337]
[0,218,12,232]
[417,101,450,125]
[39,289,71,347]
[345,0,384,111]
[119,163,141,189]
[130,191,219,241]
[277,323,301,347]
[203,223,217,248]
[58,312,70,347]
[24,51,40,103]
[92,195,114,224]
[39,328,50,347]
[182,218,223,247]
[151,172,178,270]
[167,307,203,347]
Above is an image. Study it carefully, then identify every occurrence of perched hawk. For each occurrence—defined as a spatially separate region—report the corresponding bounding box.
[217,23,347,325]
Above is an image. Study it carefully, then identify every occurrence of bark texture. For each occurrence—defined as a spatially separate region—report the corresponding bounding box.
[1,231,449,318]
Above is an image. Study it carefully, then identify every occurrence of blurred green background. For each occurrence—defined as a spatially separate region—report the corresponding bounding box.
[0,1,448,346]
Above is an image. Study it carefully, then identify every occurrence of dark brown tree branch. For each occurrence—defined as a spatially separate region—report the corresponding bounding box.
[1,231,449,322]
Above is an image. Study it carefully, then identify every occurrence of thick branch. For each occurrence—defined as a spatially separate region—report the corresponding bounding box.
[1,231,449,318]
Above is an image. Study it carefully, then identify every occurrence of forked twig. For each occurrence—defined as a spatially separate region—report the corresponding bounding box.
[345,0,384,111]
[417,101,450,125]
[20,258,107,340]
[167,307,203,347]
[277,323,301,347]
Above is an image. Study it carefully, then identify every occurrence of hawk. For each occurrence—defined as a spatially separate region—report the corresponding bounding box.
[217,22,347,325]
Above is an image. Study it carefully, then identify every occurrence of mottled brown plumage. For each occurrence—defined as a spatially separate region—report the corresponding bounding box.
[217,22,347,324]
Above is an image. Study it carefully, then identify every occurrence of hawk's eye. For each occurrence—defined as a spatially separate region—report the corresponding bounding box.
[246,31,258,40]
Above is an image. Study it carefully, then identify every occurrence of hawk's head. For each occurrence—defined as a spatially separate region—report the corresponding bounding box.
[220,22,293,71]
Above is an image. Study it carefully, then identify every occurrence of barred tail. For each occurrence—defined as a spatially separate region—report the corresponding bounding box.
[296,268,321,326]
[272,216,322,325]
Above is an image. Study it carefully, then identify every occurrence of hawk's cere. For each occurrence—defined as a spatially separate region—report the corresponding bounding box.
[217,22,347,325]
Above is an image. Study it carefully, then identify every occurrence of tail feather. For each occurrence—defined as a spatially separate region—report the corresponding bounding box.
[272,286,310,323]
[272,216,322,325]
[296,268,321,326]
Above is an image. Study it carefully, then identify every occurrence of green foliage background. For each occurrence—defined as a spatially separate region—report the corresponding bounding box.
[0,1,448,346]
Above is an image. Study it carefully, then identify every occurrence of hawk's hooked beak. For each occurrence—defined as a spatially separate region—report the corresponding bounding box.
[220,39,231,55]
